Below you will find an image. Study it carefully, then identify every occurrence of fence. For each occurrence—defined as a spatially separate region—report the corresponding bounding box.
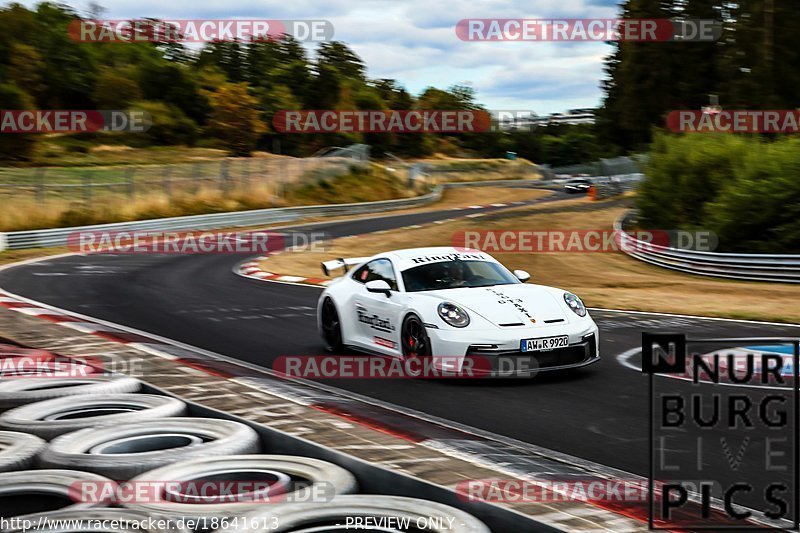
[542,155,648,180]
[407,159,539,185]
[0,156,357,205]
[0,179,544,251]
[616,211,800,283]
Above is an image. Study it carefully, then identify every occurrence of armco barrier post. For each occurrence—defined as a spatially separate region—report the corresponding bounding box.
[220,159,230,195]
[0,232,7,252]
[163,166,172,197]
[126,167,135,199]
[83,171,92,203]
[35,168,45,204]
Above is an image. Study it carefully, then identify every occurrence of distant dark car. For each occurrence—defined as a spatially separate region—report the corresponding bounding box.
[564,178,592,194]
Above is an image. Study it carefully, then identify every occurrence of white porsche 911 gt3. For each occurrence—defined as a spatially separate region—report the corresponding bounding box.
[317,247,599,377]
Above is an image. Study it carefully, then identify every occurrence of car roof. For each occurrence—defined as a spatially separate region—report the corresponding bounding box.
[378,247,498,271]
[383,246,474,259]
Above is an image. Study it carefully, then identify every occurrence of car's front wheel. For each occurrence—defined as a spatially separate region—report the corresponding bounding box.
[401,314,432,362]
[320,298,344,353]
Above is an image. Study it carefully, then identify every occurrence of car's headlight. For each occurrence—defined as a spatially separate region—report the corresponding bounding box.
[564,292,587,317]
[438,302,470,328]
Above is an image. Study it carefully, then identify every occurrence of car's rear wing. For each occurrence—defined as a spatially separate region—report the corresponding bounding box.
[321,257,370,276]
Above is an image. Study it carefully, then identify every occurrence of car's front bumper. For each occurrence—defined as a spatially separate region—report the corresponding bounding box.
[426,322,600,378]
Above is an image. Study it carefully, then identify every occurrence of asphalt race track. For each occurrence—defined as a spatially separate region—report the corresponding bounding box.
[2,195,799,518]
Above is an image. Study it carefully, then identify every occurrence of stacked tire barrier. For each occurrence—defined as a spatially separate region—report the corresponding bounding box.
[0,372,492,532]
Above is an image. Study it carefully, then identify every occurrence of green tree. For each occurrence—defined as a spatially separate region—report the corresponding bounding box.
[7,43,45,105]
[93,69,142,109]
[600,0,673,150]
[206,83,266,156]
[31,3,98,107]
[139,61,210,124]
[0,83,37,161]
[316,41,365,81]
[304,64,341,108]
[708,138,800,252]
[197,40,246,83]
[130,100,198,146]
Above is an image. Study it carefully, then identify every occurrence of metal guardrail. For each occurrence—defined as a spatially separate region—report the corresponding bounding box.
[543,155,648,180]
[0,146,367,205]
[615,211,800,283]
[0,179,543,251]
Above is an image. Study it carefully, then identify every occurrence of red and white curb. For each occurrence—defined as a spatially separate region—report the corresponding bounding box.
[464,201,525,210]
[234,208,503,287]
[238,255,332,287]
[0,292,190,361]
[0,288,646,531]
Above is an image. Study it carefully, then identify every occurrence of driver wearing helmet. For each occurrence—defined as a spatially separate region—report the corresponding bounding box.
[445,260,468,287]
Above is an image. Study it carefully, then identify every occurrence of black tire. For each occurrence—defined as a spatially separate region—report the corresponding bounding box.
[0,376,141,410]
[3,509,192,533]
[320,298,344,352]
[0,469,115,518]
[0,431,46,473]
[0,394,187,440]
[123,455,357,520]
[401,314,432,361]
[216,495,491,532]
[39,418,260,480]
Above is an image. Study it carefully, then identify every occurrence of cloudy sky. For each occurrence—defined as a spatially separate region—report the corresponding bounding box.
[19,0,621,114]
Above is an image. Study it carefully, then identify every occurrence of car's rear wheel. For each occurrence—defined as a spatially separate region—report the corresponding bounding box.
[401,315,432,362]
[320,298,344,352]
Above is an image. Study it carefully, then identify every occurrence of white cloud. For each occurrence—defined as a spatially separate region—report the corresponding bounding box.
[14,0,621,113]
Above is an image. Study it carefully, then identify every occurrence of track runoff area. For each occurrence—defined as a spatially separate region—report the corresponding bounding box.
[1,195,799,530]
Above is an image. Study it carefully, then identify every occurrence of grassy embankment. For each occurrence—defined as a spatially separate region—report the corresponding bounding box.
[1,146,534,232]
[262,194,800,324]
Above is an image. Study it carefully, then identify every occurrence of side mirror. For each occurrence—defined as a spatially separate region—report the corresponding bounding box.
[513,269,531,283]
[365,280,392,296]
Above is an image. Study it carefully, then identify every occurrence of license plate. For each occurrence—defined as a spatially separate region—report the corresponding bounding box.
[520,335,569,352]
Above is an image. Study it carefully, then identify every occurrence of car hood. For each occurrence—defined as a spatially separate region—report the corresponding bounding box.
[423,284,569,327]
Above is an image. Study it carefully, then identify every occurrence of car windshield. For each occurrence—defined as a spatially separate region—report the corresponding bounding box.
[401,260,520,292]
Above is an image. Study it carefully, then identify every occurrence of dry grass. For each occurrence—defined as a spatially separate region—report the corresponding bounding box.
[0,188,551,269]
[1,158,539,232]
[417,158,540,183]
[31,142,282,167]
[232,187,553,232]
[263,194,800,324]
[0,184,285,232]
[0,247,70,267]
